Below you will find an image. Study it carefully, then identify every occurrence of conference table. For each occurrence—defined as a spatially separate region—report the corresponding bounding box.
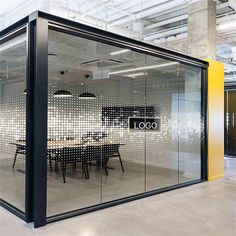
[10,140,125,183]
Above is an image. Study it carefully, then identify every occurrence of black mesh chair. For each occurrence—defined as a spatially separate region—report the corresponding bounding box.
[52,147,88,183]
[83,145,108,178]
[102,144,124,172]
[12,141,26,168]
[12,140,54,171]
[84,144,124,178]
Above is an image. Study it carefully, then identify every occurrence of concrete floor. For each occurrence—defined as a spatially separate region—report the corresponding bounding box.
[0,158,236,236]
[1,157,191,216]
[46,160,190,216]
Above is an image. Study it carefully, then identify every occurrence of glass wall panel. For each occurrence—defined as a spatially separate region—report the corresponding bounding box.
[47,30,103,216]
[47,29,203,217]
[47,30,146,215]
[0,33,26,211]
[178,64,202,183]
[100,46,146,202]
[145,56,179,190]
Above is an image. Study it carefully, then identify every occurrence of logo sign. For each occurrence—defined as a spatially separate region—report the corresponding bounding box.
[129,117,161,131]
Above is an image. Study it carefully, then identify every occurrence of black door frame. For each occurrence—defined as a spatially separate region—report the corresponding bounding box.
[224,87,236,157]
[0,24,28,222]
[0,11,209,228]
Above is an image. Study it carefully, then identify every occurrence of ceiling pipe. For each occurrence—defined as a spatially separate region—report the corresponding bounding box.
[107,0,168,23]
[57,5,140,38]
[153,33,188,44]
[143,13,236,42]
[109,0,187,26]
[145,14,188,31]
[144,2,234,32]
[78,0,136,24]
[144,25,188,41]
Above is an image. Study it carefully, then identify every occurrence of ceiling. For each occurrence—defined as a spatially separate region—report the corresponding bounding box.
[0,0,236,86]
[0,29,200,90]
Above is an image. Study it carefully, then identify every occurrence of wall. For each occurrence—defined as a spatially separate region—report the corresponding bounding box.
[0,66,202,178]
[47,67,202,177]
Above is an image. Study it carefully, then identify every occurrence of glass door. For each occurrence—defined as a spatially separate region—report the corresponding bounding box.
[225,90,236,157]
[145,56,179,190]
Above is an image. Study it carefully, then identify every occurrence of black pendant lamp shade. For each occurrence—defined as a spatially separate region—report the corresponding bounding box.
[23,89,27,94]
[53,70,72,98]
[53,89,72,98]
[78,92,96,100]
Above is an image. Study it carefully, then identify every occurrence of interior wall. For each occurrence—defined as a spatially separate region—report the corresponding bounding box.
[47,69,201,176]
[0,78,201,173]
[0,81,26,161]
[0,70,202,179]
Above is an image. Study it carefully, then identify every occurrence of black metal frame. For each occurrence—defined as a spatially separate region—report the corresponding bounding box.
[0,25,28,224]
[201,68,208,180]
[224,88,236,157]
[47,179,202,224]
[0,11,209,228]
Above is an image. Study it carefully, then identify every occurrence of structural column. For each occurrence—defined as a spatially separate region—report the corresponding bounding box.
[188,0,224,180]
[187,0,216,60]
[206,60,224,180]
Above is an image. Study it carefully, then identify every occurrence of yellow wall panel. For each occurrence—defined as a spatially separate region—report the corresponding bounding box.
[206,59,224,180]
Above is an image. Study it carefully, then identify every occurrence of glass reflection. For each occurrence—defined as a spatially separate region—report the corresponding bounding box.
[0,33,26,211]
[46,29,202,217]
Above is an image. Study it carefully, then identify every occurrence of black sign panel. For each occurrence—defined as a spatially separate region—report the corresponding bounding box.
[129,117,161,131]
[102,106,155,128]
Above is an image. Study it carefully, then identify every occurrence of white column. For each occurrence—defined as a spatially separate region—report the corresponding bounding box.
[187,0,216,59]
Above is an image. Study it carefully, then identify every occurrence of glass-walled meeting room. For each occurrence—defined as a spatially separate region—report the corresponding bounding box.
[0,12,208,227]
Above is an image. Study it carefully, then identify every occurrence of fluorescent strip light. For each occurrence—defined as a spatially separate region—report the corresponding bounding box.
[109,62,178,75]
[110,49,131,55]
[232,47,236,61]
[225,76,236,81]
[218,21,236,30]
[0,37,26,52]
[53,94,73,98]
[187,0,202,3]
[78,96,97,100]
[124,72,147,78]
[109,18,131,27]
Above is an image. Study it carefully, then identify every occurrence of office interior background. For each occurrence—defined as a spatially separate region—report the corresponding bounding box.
[0,0,235,235]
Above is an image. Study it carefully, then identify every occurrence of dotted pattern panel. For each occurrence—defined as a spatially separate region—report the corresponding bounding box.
[0,33,26,211]
[46,30,203,215]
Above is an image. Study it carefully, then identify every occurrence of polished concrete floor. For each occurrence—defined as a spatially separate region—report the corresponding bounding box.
[0,158,235,236]
[46,159,190,216]
[0,157,191,216]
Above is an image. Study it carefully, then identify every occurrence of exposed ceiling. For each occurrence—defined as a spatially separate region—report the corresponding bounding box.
[0,29,200,90]
[0,0,236,86]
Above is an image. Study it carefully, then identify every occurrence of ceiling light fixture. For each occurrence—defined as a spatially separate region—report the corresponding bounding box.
[78,92,96,100]
[225,76,236,81]
[110,49,131,55]
[53,70,72,98]
[53,90,73,98]
[218,21,236,30]
[0,37,26,52]
[109,62,178,75]
[48,53,58,60]
[232,47,236,61]
[124,72,147,78]
[23,89,27,95]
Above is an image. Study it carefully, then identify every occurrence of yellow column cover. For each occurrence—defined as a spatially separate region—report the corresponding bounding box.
[206,59,224,180]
